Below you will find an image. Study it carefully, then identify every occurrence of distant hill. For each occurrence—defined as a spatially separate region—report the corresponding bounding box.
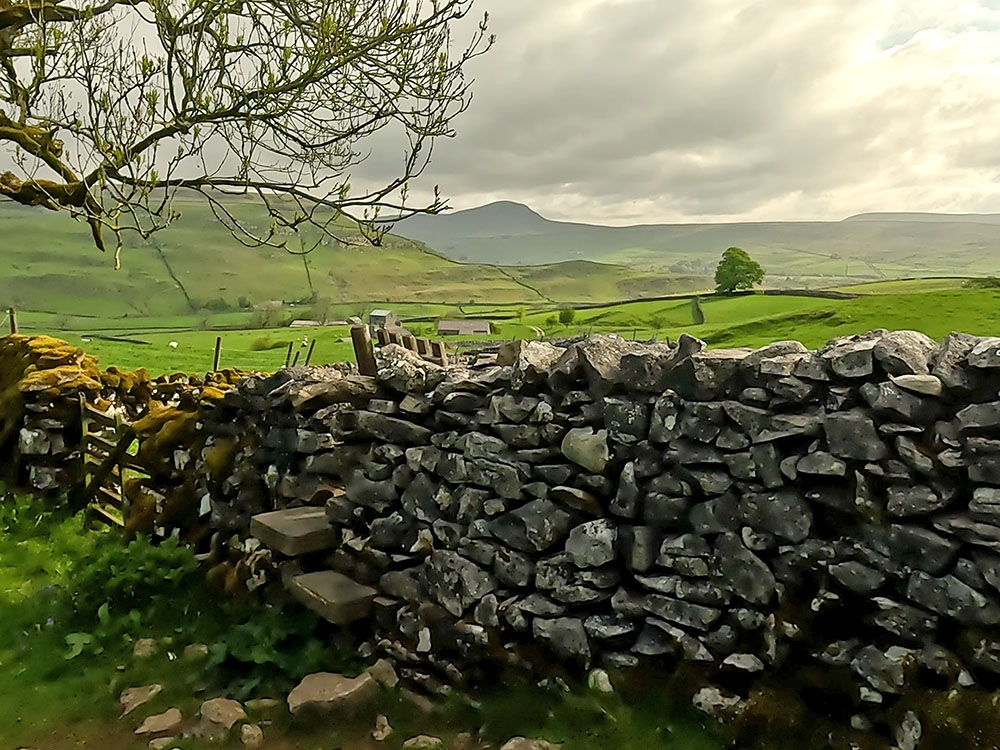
[0,198,698,319]
[845,212,1000,224]
[398,202,1000,282]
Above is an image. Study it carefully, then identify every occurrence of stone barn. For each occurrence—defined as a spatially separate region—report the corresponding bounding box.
[437,320,492,336]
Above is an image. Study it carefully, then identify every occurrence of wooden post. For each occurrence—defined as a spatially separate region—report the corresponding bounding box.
[212,336,222,371]
[304,339,317,366]
[8,307,16,335]
[351,324,377,376]
[284,341,294,368]
[291,350,301,367]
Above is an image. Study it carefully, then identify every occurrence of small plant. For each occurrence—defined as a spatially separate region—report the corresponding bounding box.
[250,335,288,351]
[691,296,705,325]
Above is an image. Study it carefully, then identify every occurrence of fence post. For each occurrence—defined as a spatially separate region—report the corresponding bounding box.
[284,341,294,368]
[351,324,377,376]
[8,307,16,335]
[304,339,317,366]
[213,336,222,371]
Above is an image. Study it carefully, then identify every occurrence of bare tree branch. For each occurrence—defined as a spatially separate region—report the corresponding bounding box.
[0,0,492,264]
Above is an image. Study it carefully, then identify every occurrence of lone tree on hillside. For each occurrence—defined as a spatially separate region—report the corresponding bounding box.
[0,0,492,266]
[715,247,765,294]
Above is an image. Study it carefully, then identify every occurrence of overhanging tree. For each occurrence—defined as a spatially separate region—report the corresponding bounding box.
[0,0,491,266]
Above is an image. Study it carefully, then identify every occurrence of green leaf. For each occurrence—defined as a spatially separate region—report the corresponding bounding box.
[64,632,93,660]
[97,602,111,626]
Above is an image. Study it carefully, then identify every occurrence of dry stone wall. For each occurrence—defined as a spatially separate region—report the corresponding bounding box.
[0,334,242,500]
[12,329,1000,742]
[188,329,1000,730]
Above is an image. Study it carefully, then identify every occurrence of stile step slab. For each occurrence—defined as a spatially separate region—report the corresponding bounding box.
[250,507,337,556]
[289,571,377,625]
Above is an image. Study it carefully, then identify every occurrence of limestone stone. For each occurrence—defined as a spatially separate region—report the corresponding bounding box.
[649,391,681,443]
[957,401,1000,430]
[135,708,184,736]
[891,374,943,397]
[241,724,264,748]
[200,698,246,731]
[692,687,743,718]
[670,348,751,400]
[560,427,609,473]
[738,490,812,543]
[642,594,721,631]
[402,736,444,750]
[906,571,1000,626]
[968,337,1000,368]
[796,451,846,476]
[887,485,949,516]
[500,739,563,750]
[249,507,337,556]
[713,533,775,606]
[861,381,940,423]
[338,409,433,445]
[286,672,378,716]
[873,330,937,375]
[489,500,572,553]
[120,684,163,717]
[367,658,400,688]
[566,519,618,568]
[820,332,883,378]
[603,397,650,443]
[133,638,158,658]
[289,571,377,625]
[869,597,938,642]
[588,668,615,694]
[829,562,885,594]
[422,551,496,617]
[533,617,591,665]
[824,410,888,461]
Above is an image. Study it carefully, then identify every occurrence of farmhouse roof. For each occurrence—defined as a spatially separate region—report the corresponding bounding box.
[437,319,492,335]
[370,309,394,317]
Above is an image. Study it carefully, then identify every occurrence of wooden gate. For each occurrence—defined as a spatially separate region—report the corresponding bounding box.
[78,396,142,528]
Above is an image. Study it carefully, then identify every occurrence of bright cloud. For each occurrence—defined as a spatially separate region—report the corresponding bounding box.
[368,0,1000,223]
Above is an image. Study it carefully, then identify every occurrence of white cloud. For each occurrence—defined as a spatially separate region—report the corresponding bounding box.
[376,0,1000,223]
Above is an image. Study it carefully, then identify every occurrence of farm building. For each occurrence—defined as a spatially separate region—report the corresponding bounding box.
[437,320,492,336]
[368,309,399,328]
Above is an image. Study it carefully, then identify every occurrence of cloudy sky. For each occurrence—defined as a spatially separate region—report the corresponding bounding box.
[396,0,1000,224]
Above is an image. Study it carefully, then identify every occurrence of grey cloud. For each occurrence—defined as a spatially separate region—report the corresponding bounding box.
[353,0,1000,223]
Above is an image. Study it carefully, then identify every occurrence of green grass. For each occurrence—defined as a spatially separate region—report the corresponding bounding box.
[18,281,1000,374]
[0,197,703,323]
[831,277,972,294]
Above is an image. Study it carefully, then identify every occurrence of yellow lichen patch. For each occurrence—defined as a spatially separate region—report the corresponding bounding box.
[123,480,161,539]
[203,438,238,482]
[131,401,184,435]
[200,385,230,403]
[135,408,199,473]
[17,365,102,394]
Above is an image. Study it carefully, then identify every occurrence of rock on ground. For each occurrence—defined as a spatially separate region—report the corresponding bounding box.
[286,672,378,716]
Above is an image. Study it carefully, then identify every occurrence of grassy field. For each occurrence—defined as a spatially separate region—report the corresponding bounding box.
[15,281,999,375]
[0,198,707,324]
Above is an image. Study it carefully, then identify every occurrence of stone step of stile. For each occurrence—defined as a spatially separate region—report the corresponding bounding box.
[288,570,378,625]
[249,507,337,556]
